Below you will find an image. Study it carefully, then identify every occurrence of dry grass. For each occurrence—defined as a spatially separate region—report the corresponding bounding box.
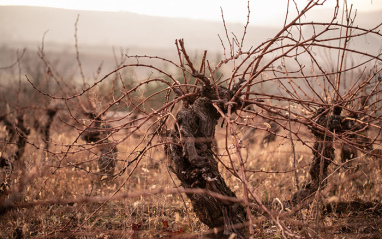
[1,125,381,238]
[0,127,206,238]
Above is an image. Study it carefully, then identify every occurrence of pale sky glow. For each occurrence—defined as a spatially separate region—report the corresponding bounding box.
[0,0,381,25]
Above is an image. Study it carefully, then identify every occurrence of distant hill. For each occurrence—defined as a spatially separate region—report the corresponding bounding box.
[0,6,380,78]
[0,6,280,52]
[0,6,281,77]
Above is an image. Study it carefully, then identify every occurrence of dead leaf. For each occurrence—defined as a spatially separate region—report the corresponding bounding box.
[161,219,168,228]
[132,222,142,231]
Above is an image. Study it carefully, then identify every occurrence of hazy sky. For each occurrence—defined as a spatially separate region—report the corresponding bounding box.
[0,0,381,25]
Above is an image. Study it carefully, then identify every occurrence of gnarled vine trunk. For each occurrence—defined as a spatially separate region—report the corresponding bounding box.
[292,106,365,204]
[81,113,117,179]
[168,87,248,238]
